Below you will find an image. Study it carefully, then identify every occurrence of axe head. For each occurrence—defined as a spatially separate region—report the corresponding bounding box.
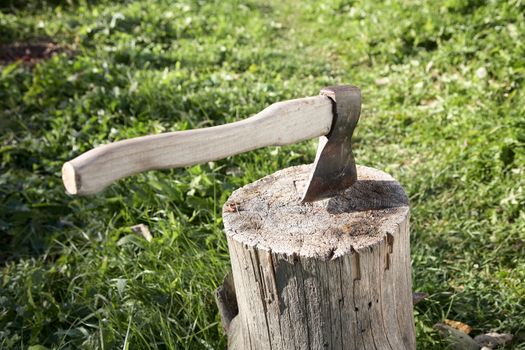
[301,85,361,202]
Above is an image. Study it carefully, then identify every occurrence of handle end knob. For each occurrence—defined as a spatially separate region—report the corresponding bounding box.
[62,162,79,195]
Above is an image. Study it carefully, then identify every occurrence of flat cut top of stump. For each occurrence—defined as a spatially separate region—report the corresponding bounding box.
[223,164,409,259]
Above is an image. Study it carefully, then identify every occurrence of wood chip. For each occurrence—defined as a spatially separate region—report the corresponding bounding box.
[224,201,241,213]
[445,319,473,334]
[130,224,152,242]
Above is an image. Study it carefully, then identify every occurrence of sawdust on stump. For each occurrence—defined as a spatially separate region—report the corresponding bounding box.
[223,164,410,259]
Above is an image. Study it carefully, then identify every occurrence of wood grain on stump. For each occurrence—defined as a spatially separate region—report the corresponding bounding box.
[218,164,416,350]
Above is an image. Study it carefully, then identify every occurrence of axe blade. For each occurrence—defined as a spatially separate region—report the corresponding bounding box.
[301,85,361,202]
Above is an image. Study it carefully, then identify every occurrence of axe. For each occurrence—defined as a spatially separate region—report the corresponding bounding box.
[62,85,361,202]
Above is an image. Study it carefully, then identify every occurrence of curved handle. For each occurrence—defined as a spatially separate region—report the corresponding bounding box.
[62,96,333,195]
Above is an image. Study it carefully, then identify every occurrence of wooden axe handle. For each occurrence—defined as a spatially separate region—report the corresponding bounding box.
[62,96,333,195]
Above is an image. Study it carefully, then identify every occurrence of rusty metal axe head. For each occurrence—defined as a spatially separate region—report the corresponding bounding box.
[301,85,361,202]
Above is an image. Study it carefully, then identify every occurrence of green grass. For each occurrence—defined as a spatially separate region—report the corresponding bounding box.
[1,0,524,348]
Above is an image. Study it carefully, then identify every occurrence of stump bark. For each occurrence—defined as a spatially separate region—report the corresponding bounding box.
[217,164,416,350]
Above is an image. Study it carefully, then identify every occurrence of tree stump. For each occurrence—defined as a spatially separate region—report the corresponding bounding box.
[216,164,416,350]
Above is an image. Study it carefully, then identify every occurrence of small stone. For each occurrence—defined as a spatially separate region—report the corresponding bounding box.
[412,292,428,306]
[476,67,488,79]
[375,77,390,86]
[434,323,480,350]
[474,332,513,348]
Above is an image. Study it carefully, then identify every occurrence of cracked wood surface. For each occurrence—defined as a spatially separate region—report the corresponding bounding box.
[221,164,416,350]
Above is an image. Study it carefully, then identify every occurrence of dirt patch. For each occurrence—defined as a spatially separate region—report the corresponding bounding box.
[0,41,69,66]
